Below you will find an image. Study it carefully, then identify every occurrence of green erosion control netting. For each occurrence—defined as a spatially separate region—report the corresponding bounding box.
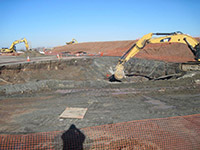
[0,114,199,150]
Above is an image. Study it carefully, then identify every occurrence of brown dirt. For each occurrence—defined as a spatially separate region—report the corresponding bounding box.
[49,38,200,63]
[0,52,20,56]
[47,40,136,56]
[18,50,45,57]
[0,50,45,57]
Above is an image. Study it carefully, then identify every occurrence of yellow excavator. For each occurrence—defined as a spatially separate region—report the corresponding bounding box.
[0,38,29,53]
[66,38,78,45]
[113,31,200,80]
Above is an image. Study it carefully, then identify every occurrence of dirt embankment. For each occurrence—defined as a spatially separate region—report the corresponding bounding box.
[48,40,136,56]
[49,38,200,63]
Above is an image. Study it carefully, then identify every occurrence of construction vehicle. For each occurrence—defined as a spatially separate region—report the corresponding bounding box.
[113,31,200,80]
[0,38,29,53]
[66,38,78,45]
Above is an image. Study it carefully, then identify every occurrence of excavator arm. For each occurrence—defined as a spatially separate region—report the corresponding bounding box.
[0,38,29,53]
[114,31,200,80]
[9,38,29,52]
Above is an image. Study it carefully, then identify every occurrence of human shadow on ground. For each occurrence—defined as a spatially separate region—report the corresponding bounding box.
[61,124,85,150]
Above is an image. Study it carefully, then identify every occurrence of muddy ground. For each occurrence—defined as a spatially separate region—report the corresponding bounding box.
[0,56,200,134]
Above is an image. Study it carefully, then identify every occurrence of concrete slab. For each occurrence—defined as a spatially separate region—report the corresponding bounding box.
[59,107,88,119]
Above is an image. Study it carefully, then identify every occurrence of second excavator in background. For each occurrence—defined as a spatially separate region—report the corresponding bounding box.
[66,38,78,45]
[0,38,29,53]
[113,31,200,80]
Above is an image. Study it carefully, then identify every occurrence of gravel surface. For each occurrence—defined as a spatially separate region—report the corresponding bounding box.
[0,56,200,134]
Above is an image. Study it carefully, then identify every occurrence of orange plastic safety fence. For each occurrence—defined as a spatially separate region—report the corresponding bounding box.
[0,114,200,150]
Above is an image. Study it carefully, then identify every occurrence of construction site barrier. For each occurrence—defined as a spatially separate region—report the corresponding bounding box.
[0,114,199,149]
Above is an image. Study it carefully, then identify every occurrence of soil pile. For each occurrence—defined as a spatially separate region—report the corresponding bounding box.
[50,38,200,63]
[19,50,45,57]
[48,40,136,56]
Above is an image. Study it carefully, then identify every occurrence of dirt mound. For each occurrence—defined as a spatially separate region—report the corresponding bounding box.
[136,43,195,62]
[49,38,200,63]
[48,40,136,56]
[19,50,45,57]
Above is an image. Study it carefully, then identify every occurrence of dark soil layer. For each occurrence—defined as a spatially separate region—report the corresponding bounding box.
[0,57,186,87]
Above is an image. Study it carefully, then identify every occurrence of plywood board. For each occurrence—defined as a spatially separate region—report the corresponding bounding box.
[59,107,88,119]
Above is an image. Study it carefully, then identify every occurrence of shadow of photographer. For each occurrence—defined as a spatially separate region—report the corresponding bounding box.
[61,124,85,150]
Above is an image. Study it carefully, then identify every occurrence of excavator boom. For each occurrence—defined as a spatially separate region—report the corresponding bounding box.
[0,38,29,53]
[114,31,200,80]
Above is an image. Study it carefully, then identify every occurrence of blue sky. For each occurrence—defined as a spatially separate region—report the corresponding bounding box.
[0,0,200,49]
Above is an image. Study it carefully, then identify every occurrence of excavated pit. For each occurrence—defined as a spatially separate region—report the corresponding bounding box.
[1,39,200,149]
[0,56,200,146]
[0,56,188,95]
[0,57,185,83]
